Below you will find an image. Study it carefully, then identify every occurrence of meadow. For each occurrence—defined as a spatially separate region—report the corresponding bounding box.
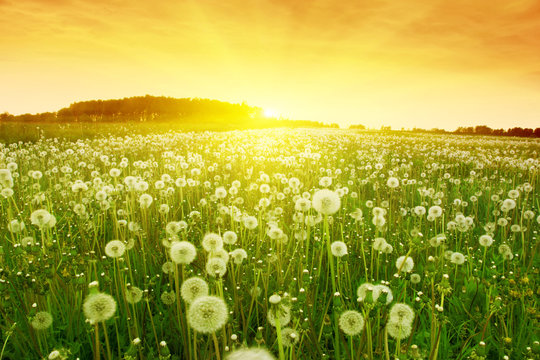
[0,128,538,360]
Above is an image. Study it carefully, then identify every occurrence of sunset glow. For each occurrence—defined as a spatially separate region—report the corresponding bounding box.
[1,0,540,129]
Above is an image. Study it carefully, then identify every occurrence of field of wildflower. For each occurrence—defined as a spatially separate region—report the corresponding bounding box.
[0,129,538,360]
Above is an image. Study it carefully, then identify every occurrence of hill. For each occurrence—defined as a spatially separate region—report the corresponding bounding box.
[0,95,338,129]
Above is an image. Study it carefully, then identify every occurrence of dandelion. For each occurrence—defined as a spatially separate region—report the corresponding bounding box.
[373,237,387,251]
[330,241,348,257]
[429,234,445,247]
[410,273,421,284]
[479,234,494,247]
[243,216,258,230]
[413,206,426,216]
[428,206,443,218]
[0,168,14,188]
[223,230,238,245]
[312,189,341,215]
[338,310,365,336]
[396,255,414,273]
[226,348,276,360]
[381,243,393,254]
[159,204,170,214]
[181,277,209,303]
[295,198,312,212]
[215,186,228,199]
[1,187,13,198]
[170,241,197,264]
[7,219,25,233]
[21,236,35,247]
[125,286,143,304]
[280,327,299,347]
[523,210,534,220]
[83,292,117,323]
[206,257,227,277]
[31,311,53,330]
[372,215,386,227]
[373,284,394,304]
[162,261,175,274]
[30,209,53,229]
[230,248,248,264]
[202,233,224,252]
[161,291,176,305]
[187,295,228,333]
[47,348,70,360]
[350,208,363,221]
[387,177,399,188]
[389,303,415,325]
[104,240,126,258]
[357,283,374,302]
[210,248,230,263]
[139,193,153,208]
[386,319,413,340]
[498,244,512,255]
[508,189,519,199]
[165,221,182,235]
[267,305,291,327]
[501,199,516,211]
[450,252,465,265]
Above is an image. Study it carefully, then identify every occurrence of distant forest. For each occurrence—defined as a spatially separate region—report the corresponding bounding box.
[349,124,540,138]
[1,96,537,137]
[0,95,339,129]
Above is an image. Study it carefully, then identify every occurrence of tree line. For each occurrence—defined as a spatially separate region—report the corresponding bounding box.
[0,95,339,129]
[348,124,540,138]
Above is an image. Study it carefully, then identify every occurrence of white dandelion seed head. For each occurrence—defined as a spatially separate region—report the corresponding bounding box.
[396,255,414,273]
[125,286,143,304]
[226,347,276,360]
[83,293,117,323]
[386,319,413,340]
[206,257,227,277]
[104,240,126,258]
[312,189,341,215]
[280,327,300,347]
[181,277,209,304]
[330,241,348,257]
[356,283,374,302]
[386,177,399,188]
[450,252,465,265]
[31,311,53,330]
[223,231,238,245]
[202,233,223,252]
[389,303,415,325]
[338,310,365,336]
[170,241,197,264]
[161,291,176,305]
[267,305,291,327]
[479,234,494,247]
[187,295,228,333]
[230,248,248,264]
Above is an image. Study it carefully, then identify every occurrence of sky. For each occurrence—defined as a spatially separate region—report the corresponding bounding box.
[1,0,539,130]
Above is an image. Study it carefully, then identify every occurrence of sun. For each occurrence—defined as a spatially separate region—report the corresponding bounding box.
[263,108,279,118]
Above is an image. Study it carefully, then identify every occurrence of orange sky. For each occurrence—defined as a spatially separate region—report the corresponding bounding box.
[1,0,539,129]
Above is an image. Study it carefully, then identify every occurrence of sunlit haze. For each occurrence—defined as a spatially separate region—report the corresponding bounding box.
[1,0,540,129]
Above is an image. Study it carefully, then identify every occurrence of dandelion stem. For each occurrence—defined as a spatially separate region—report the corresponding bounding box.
[94,323,100,360]
[212,332,221,360]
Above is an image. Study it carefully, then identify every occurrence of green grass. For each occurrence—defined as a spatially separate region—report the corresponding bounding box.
[0,128,538,360]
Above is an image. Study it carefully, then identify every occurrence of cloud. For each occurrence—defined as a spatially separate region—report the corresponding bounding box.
[1,0,539,128]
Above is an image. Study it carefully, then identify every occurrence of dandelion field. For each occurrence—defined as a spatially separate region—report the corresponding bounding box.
[0,129,538,360]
